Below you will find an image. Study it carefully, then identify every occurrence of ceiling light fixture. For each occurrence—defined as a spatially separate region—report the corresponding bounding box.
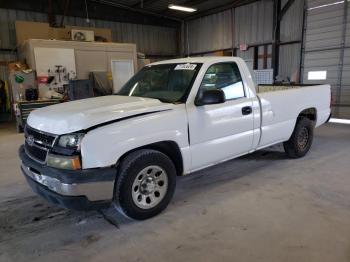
[168,4,197,12]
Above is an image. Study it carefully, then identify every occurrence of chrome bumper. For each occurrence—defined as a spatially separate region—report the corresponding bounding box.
[21,163,115,202]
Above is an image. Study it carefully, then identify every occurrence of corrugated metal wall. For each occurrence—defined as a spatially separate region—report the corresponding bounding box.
[279,43,302,80]
[234,1,274,47]
[0,8,178,55]
[187,9,233,54]
[186,1,274,55]
[279,0,304,79]
[186,0,304,80]
[186,0,273,64]
[280,0,304,42]
[302,0,350,118]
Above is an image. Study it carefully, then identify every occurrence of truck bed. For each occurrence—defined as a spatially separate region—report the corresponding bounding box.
[255,84,331,149]
[256,84,315,93]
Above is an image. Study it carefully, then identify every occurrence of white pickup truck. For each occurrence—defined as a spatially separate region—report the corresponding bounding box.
[19,57,331,220]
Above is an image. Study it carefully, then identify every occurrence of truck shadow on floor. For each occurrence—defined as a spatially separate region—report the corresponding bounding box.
[0,146,295,255]
[0,196,100,238]
[175,147,290,198]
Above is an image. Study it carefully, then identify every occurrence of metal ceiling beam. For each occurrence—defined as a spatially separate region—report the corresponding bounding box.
[91,0,183,22]
[60,0,70,27]
[279,0,296,20]
[185,0,259,20]
[272,0,281,78]
[176,0,211,7]
[47,0,56,26]
[0,0,181,27]
[132,0,160,8]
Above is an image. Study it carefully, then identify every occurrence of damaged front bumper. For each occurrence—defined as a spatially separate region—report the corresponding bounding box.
[19,145,116,210]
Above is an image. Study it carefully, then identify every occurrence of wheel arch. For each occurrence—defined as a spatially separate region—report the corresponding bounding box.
[116,141,184,176]
[298,107,317,122]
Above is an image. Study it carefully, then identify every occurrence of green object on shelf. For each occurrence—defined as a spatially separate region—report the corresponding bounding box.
[15,74,25,84]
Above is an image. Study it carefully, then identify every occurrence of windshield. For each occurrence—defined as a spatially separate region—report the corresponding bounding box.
[117,63,202,103]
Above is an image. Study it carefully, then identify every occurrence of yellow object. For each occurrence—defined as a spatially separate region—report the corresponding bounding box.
[107,72,113,81]
[71,157,82,170]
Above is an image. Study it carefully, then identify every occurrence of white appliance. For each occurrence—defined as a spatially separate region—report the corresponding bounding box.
[71,30,95,42]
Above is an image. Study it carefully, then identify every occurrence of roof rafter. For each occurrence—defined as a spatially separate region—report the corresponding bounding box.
[132,0,161,8]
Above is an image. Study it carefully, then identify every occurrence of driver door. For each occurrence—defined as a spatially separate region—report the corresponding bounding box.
[187,62,255,171]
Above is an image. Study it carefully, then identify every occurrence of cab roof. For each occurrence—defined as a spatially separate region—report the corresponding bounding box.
[150,56,243,66]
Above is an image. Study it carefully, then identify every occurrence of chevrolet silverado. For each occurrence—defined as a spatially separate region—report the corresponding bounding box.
[19,57,331,220]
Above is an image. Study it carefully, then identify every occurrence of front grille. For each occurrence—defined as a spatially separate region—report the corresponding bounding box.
[24,125,57,163]
[25,126,56,147]
[25,141,48,163]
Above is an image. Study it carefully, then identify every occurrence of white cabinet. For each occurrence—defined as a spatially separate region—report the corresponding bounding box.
[19,39,138,91]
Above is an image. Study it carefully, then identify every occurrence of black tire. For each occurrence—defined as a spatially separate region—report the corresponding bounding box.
[114,149,176,220]
[283,117,314,158]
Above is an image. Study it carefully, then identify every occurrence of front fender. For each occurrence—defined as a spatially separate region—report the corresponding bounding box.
[80,106,190,170]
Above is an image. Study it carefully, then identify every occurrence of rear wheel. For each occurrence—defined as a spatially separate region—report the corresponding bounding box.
[114,149,176,220]
[283,117,314,158]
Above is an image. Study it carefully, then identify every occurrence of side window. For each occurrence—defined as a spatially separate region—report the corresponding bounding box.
[199,63,245,100]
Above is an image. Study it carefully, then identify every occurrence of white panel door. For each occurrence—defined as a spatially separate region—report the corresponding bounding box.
[111,60,134,93]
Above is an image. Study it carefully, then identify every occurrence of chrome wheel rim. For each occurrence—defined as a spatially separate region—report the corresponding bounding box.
[297,127,309,150]
[131,165,168,209]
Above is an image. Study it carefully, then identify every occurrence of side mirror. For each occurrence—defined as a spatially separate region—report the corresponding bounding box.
[195,89,226,106]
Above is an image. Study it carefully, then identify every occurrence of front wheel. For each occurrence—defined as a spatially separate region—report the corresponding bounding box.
[114,149,176,220]
[283,117,314,158]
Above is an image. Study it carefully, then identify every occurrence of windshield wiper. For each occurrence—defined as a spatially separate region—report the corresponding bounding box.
[114,94,175,104]
[156,98,174,104]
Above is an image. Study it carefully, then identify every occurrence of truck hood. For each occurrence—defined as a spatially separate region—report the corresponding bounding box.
[27,96,174,135]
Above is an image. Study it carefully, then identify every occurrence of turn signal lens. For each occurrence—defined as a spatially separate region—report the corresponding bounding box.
[47,154,81,170]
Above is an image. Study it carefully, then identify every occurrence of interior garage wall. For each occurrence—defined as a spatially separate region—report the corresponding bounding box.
[234,0,274,71]
[186,9,233,55]
[187,1,273,54]
[186,1,274,57]
[234,1,274,47]
[302,0,350,118]
[279,0,304,79]
[0,8,178,82]
[0,8,178,55]
[185,0,304,81]
[279,43,302,80]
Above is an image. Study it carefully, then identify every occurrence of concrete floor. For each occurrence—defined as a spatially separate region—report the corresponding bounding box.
[1,122,350,262]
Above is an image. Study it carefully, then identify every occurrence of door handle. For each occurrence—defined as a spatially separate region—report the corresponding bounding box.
[242,106,252,115]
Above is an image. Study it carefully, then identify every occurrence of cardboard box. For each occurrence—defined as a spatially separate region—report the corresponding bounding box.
[137,58,151,70]
[15,21,113,45]
[15,21,51,45]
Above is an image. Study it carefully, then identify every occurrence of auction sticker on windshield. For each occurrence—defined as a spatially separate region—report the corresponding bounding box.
[175,63,197,70]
